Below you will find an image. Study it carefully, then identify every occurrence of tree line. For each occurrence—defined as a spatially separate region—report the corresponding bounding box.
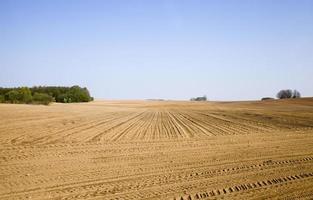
[276,89,301,99]
[262,89,301,100]
[190,89,302,102]
[0,86,93,105]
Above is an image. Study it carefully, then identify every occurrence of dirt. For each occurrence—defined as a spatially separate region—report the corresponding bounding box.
[0,98,313,199]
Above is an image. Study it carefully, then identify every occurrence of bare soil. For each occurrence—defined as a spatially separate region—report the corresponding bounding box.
[0,98,313,199]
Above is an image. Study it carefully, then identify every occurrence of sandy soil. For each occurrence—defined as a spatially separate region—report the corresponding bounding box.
[0,98,313,199]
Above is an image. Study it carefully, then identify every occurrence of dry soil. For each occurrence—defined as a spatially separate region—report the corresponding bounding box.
[0,99,313,199]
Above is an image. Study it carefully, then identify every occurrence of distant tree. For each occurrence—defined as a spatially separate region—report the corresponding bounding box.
[17,87,32,103]
[277,89,301,99]
[276,89,293,99]
[292,90,301,98]
[0,88,11,96]
[33,93,54,105]
[56,93,67,103]
[64,86,92,102]
[0,86,93,104]
[191,95,207,101]
[6,90,20,103]
[0,95,4,103]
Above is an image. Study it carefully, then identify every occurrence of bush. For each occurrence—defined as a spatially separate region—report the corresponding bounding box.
[261,97,274,101]
[17,87,32,103]
[55,86,92,103]
[6,90,20,103]
[0,95,4,103]
[66,86,91,102]
[4,88,32,104]
[33,93,54,105]
[277,89,301,99]
[57,94,68,103]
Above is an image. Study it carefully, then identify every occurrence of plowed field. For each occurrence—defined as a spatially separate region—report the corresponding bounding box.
[1,99,313,199]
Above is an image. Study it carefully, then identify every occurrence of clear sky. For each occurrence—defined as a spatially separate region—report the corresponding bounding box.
[1,0,313,100]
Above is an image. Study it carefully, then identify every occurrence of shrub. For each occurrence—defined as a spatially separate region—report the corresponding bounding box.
[6,90,20,103]
[0,95,4,103]
[33,93,54,105]
[4,88,33,104]
[57,93,72,103]
[66,86,91,102]
[17,87,32,103]
[261,97,274,101]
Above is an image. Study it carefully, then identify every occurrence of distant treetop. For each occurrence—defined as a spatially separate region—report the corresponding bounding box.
[277,89,301,99]
[190,95,207,101]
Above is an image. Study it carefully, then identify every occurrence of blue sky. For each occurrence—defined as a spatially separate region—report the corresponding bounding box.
[1,0,312,100]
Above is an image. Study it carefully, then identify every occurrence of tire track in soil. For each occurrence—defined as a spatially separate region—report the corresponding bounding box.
[1,100,313,200]
[1,156,312,199]
[174,172,313,200]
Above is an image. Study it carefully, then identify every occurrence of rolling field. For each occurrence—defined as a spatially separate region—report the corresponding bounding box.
[1,99,313,199]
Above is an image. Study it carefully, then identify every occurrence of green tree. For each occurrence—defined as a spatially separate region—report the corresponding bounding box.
[1,86,93,104]
[0,95,5,103]
[33,93,54,105]
[6,90,20,103]
[17,87,32,103]
[57,93,69,103]
[66,86,92,102]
